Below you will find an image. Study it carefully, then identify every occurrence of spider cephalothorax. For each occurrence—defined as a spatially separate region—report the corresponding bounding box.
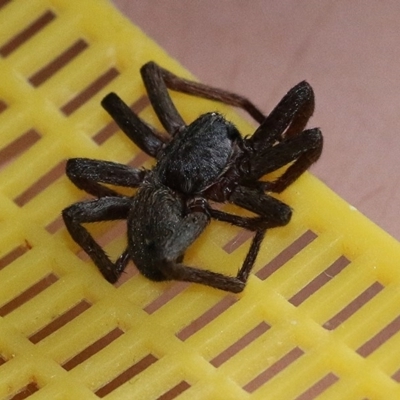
[63,62,322,293]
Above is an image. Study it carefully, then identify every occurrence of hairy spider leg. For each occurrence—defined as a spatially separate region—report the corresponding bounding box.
[209,186,292,284]
[65,158,147,280]
[249,128,323,193]
[140,61,266,136]
[63,197,132,282]
[101,93,167,158]
[66,158,146,198]
[238,81,322,193]
[208,189,291,234]
[249,80,315,149]
[158,258,252,293]
[153,213,265,293]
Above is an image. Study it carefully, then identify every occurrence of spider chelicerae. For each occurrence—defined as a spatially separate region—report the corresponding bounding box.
[63,61,322,293]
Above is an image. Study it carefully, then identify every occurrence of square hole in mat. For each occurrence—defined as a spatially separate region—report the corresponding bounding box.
[29,299,92,344]
[357,312,400,358]
[45,214,65,235]
[210,321,271,368]
[293,373,339,400]
[60,68,119,116]
[176,294,238,341]
[62,327,124,371]
[288,255,350,307]
[7,382,40,400]
[0,98,7,114]
[144,281,191,315]
[243,347,304,393]
[157,381,191,400]
[0,0,12,12]
[0,10,56,57]
[0,129,41,172]
[256,230,317,280]
[13,160,66,207]
[323,281,384,330]
[0,273,58,317]
[0,241,32,271]
[391,367,400,383]
[28,39,89,87]
[94,353,159,398]
[0,353,7,367]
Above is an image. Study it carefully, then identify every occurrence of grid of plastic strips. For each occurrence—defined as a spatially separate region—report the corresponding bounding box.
[1,1,400,399]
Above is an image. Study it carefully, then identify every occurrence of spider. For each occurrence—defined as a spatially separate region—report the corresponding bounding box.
[62,61,322,293]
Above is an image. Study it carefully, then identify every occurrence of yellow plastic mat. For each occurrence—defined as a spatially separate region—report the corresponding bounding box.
[1,1,400,399]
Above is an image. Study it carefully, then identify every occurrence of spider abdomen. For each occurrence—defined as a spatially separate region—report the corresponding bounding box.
[127,181,209,280]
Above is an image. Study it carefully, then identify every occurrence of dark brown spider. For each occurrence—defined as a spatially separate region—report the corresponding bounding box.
[63,62,322,293]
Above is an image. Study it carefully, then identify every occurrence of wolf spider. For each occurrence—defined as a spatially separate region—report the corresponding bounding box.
[63,62,322,293]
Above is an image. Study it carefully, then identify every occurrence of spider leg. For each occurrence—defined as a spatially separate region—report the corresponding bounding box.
[208,209,283,232]
[134,203,255,293]
[230,187,292,282]
[62,196,132,283]
[101,92,167,157]
[204,187,292,289]
[66,158,147,198]
[211,186,292,230]
[241,81,321,193]
[249,128,323,193]
[154,207,265,293]
[248,81,315,150]
[159,260,248,293]
[140,61,266,136]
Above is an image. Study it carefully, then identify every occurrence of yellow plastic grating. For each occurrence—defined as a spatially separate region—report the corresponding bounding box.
[1,1,400,399]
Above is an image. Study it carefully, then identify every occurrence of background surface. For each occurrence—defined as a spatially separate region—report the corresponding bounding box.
[113,1,400,241]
